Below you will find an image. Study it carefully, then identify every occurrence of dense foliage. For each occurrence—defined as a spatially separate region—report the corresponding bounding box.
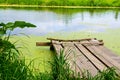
[0,21,36,80]
[0,0,120,7]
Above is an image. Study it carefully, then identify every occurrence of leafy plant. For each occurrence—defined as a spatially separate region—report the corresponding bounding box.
[0,21,36,80]
[0,21,36,36]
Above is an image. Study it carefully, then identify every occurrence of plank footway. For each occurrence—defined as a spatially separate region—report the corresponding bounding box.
[36,38,120,76]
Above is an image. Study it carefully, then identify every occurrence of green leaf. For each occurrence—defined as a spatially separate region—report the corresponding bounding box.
[24,22,36,27]
[6,22,14,28]
[6,22,14,30]
[14,21,36,28]
[0,21,36,36]
[0,22,5,27]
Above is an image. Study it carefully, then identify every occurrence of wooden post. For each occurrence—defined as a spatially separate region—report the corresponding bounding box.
[36,42,51,46]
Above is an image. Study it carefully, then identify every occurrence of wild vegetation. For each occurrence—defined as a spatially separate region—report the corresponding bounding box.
[0,21,36,80]
[0,21,120,80]
[0,0,120,7]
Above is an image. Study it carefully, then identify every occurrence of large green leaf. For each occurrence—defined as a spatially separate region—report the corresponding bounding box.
[0,21,36,36]
[14,21,36,28]
[6,22,14,28]
[5,22,14,30]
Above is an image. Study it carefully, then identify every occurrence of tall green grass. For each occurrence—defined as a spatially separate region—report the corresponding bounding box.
[51,50,74,80]
[0,0,120,7]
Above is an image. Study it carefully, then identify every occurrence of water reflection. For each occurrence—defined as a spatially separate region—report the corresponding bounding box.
[0,7,120,35]
[115,10,119,20]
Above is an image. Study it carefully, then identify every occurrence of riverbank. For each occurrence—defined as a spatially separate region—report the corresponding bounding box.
[0,0,120,7]
[0,5,120,8]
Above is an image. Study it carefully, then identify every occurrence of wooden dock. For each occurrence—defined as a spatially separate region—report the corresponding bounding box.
[36,38,120,76]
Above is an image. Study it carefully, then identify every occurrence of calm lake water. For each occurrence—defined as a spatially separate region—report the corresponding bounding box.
[0,8,120,36]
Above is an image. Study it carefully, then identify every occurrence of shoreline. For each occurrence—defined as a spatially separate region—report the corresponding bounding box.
[0,4,120,8]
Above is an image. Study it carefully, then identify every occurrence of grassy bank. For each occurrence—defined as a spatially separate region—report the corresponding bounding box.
[0,5,120,8]
[0,0,120,7]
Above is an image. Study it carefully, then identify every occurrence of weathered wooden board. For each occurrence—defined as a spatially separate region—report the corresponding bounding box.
[51,40,63,55]
[75,43,106,71]
[62,42,98,76]
[88,40,120,70]
[36,42,51,46]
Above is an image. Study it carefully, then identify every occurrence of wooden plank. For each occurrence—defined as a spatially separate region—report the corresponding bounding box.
[51,40,63,55]
[89,39,118,57]
[89,40,120,65]
[36,42,51,46]
[61,41,104,45]
[47,38,93,42]
[112,57,120,63]
[62,45,83,75]
[62,42,98,76]
[98,46,120,64]
[82,41,113,67]
[75,43,106,71]
[85,40,120,70]
[91,46,120,70]
[89,39,120,64]
[99,46,118,56]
